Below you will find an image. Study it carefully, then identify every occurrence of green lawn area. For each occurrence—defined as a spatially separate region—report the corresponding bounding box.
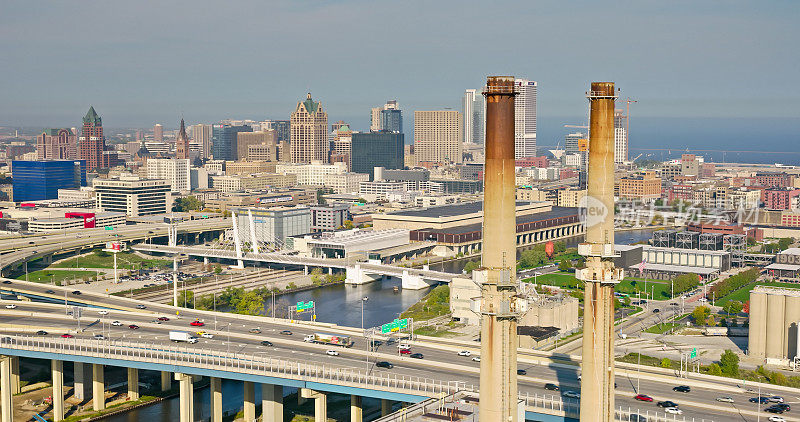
[54,250,170,270]
[16,269,97,284]
[715,281,800,306]
[400,285,450,321]
[525,272,673,299]
[644,322,680,334]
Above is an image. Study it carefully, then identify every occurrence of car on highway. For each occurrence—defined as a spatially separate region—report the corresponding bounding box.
[657,401,678,408]
[773,404,791,412]
[768,416,787,422]
[544,383,559,391]
[563,391,580,399]
[376,361,393,369]
[634,394,653,402]
[157,317,170,321]
[410,353,424,359]
[260,340,274,347]
[279,330,292,335]
[190,320,204,327]
[249,328,262,334]
[652,308,660,313]
[457,350,471,357]
[326,350,339,356]
[1,280,11,284]
[111,321,122,326]
[152,319,162,324]
[45,290,55,294]
[61,334,73,338]
[98,310,109,315]
[5,304,17,309]
[750,397,771,404]
[472,356,481,362]
[197,332,213,338]
[769,396,785,403]
[517,369,527,375]
[716,397,734,403]
[664,407,682,415]
[35,330,47,336]
[72,291,81,295]
[399,348,412,355]
[136,304,147,309]
[128,324,139,330]
[672,385,690,392]
[93,334,106,340]
[628,415,647,422]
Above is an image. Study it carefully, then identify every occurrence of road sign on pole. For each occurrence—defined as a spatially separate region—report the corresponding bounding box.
[690,348,697,359]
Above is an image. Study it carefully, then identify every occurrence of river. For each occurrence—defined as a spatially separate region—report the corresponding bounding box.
[101,228,656,421]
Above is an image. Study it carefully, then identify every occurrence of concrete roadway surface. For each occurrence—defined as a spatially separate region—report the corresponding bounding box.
[1,300,797,421]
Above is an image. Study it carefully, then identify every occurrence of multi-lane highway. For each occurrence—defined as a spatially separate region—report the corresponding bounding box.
[1,279,795,421]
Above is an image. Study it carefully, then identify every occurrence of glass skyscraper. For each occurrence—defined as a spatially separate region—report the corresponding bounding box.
[351,132,404,177]
[12,160,86,202]
[211,124,252,161]
[380,109,403,133]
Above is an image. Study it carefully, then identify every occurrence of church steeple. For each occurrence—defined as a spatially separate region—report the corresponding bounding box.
[175,117,190,159]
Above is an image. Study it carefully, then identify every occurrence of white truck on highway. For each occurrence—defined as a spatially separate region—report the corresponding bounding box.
[169,331,198,344]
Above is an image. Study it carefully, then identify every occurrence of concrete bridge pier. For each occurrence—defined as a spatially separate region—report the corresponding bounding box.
[262,384,283,421]
[52,360,64,421]
[243,381,255,422]
[73,362,89,400]
[176,373,194,422]
[381,399,392,416]
[209,377,222,422]
[0,356,12,422]
[301,388,327,422]
[345,265,381,286]
[401,270,434,290]
[127,367,139,401]
[9,357,19,395]
[92,363,105,411]
[350,395,362,422]
[161,371,171,391]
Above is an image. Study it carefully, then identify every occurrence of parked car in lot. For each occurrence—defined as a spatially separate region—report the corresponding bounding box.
[634,394,653,402]
[376,361,393,369]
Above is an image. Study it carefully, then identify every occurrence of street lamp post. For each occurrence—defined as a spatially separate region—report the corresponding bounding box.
[361,296,369,330]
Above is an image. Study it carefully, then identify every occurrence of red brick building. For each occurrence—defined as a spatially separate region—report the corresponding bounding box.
[515,156,548,168]
[763,188,800,210]
[78,106,108,171]
[686,222,763,242]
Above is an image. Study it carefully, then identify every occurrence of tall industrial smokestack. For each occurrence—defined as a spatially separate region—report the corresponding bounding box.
[578,82,623,422]
[478,76,520,422]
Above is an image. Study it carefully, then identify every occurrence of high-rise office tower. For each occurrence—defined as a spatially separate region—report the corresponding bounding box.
[290,93,328,163]
[211,124,252,161]
[331,120,349,133]
[462,89,484,145]
[175,118,190,159]
[351,132,404,176]
[37,128,77,160]
[236,131,276,161]
[514,78,537,158]
[370,100,401,132]
[565,132,589,171]
[192,124,212,159]
[78,106,107,171]
[414,110,463,164]
[614,109,628,163]
[153,124,164,141]
[269,120,290,143]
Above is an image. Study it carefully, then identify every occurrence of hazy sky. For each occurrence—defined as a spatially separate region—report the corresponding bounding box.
[1,0,798,130]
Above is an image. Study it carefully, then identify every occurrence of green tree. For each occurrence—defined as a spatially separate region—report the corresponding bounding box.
[660,358,672,368]
[719,349,739,377]
[707,363,722,376]
[172,196,203,212]
[214,264,223,274]
[316,189,326,205]
[723,301,743,316]
[343,220,354,229]
[692,306,710,326]
[310,267,324,285]
[236,290,264,315]
[771,371,788,386]
[778,237,793,251]
[746,236,757,246]
[178,290,194,308]
[672,273,700,295]
[558,259,572,271]
[519,249,547,269]
[463,261,479,274]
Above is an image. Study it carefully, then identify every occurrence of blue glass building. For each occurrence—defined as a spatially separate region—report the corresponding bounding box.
[351,132,404,178]
[380,109,403,133]
[12,160,86,202]
[211,124,252,161]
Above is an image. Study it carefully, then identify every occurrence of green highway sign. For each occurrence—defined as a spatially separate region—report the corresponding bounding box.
[381,318,409,334]
[296,301,314,312]
[104,226,114,230]
[690,348,697,359]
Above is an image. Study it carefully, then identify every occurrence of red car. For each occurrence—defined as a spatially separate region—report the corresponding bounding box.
[190,320,204,327]
[157,317,170,322]
[128,324,139,330]
[635,394,653,402]
[399,348,412,354]
[61,334,73,338]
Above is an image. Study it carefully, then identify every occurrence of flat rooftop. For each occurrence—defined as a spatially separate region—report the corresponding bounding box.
[412,206,579,235]
[386,200,543,218]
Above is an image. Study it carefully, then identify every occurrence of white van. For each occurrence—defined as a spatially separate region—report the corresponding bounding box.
[397,343,411,350]
[304,334,315,342]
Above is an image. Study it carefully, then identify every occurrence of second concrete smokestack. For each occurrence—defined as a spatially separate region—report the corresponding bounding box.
[478,76,520,422]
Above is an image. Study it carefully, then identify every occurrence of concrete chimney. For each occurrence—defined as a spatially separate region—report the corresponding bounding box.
[577,82,623,422]
[478,76,520,422]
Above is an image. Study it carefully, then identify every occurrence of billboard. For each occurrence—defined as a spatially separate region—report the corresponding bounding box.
[578,139,589,152]
[65,212,96,228]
